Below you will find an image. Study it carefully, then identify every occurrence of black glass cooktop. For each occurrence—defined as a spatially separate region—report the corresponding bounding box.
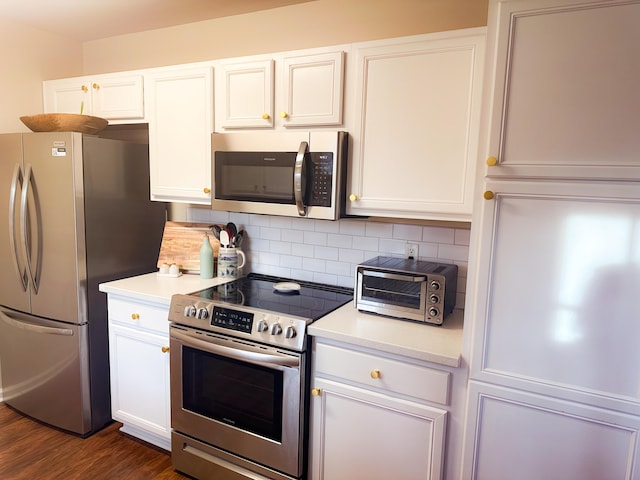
[191,273,354,321]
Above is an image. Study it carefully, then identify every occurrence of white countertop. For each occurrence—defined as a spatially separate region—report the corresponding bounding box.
[99,272,227,305]
[100,273,464,368]
[308,304,464,368]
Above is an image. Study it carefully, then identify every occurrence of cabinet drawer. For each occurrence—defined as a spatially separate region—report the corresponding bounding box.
[107,297,169,335]
[314,342,450,405]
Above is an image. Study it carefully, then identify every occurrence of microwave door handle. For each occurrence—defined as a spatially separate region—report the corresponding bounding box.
[294,141,308,216]
[362,270,426,282]
[9,164,28,291]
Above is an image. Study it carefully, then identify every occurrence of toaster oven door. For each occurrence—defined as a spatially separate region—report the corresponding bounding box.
[356,269,428,322]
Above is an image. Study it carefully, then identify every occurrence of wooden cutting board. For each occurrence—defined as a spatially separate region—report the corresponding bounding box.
[157,221,220,273]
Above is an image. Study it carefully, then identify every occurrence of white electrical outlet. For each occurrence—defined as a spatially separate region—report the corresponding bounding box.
[405,243,419,260]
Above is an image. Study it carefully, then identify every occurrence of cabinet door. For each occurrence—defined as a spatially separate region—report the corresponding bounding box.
[484,0,640,180]
[147,66,213,204]
[90,74,144,119]
[279,51,344,127]
[43,77,92,115]
[463,382,640,480]
[109,323,171,446]
[309,377,446,480]
[216,60,274,129]
[348,30,485,221]
[470,179,640,411]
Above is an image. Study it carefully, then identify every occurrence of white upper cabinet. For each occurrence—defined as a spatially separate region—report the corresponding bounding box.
[43,73,145,121]
[347,29,486,221]
[146,65,213,204]
[215,50,345,130]
[484,0,640,180]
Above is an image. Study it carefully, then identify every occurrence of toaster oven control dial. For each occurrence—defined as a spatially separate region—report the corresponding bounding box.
[429,294,440,304]
[270,322,283,335]
[429,280,441,291]
[428,307,440,317]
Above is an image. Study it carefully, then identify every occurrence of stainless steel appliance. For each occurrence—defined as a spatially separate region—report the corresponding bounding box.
[211,131,348,220]
[0,132,166,436]
[355,256,458,325]
[168,274,353,480]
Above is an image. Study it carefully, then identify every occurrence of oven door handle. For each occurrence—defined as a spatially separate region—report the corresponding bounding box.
[171,329,301,367]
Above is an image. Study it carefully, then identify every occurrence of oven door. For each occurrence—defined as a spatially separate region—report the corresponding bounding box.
[170,325,306,478]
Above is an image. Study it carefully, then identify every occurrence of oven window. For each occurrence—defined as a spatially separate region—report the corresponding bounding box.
[361,275,422,309]
[181,346,284,442]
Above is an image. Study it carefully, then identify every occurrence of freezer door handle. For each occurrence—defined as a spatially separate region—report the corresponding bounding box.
[9,164,28,291]
[0,314,74,336]
[21,164,43,294]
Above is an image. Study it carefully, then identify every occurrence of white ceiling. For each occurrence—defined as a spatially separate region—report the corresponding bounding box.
[0,0,315,42]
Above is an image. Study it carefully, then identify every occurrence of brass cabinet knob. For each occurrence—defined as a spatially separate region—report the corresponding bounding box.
[483,191,495,200]
[370,369,381,379]
[280,111,288,118]
[349,194,358,202]
[311,388,322,396]
[262,113,270,120]
[161,346,170,353]
[203,187,211,194]
[131,313,140,320]
[81,85,89,92]
[486,156,497,166]
[92,83,100,90]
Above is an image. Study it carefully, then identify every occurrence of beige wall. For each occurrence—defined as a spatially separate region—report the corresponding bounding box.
[83,0,488,74]
[0,18,83,133]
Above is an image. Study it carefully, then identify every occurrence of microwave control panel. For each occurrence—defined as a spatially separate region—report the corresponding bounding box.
[308,152,333,206]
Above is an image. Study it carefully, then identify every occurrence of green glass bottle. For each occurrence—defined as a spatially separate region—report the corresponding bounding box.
[199,234,214,279]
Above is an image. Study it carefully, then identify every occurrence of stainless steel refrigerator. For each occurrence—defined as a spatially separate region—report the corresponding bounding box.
[0,132,166,436]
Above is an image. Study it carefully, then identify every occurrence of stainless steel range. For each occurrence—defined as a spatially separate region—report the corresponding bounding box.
[168,273,353,480]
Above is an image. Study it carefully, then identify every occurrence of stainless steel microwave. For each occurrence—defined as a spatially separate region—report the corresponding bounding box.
[355,256,458,325]
[211,131,348,220]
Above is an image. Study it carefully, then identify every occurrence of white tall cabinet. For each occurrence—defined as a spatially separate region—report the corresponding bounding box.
[462,1,640,478]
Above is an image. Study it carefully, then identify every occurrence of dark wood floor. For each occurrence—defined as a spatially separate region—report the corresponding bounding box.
[0,403,190,479]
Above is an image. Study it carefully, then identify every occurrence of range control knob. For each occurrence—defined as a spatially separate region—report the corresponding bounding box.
[428,307,440,317]
[256,319,269,332]
[184,305,197,317]
[430,280,441,291]
[429,294,440,304]
[270,322,283,335]
[196,307,209,319]
[285,325,297,339]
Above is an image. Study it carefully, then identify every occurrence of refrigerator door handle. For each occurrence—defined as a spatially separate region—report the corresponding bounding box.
[20,164,43,294]
[0,313,74,336]
[9,164,28,291]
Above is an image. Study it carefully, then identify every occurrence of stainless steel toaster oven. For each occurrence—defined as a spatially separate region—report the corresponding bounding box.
[355,256,458,325]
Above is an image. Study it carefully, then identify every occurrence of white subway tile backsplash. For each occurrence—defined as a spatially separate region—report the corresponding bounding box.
[352,236,379,252]
[339,220,367,236]
[314,246,339,261]
[365,222,393,237]
[327,233,353,249]
[187,209,469,308]
[303,231,328,246]
[393,223,423,241]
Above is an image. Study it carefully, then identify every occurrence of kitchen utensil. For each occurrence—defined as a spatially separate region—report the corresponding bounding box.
[211,224,222,240]
[220,229,230,248]
[234,230,244,248]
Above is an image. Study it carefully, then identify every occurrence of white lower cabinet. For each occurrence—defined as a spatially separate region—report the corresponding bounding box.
[309,339,448,480]
[464,382,640,480]
[106,296,171,450]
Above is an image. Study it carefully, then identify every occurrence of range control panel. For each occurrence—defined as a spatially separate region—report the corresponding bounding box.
[169,295,308,352]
